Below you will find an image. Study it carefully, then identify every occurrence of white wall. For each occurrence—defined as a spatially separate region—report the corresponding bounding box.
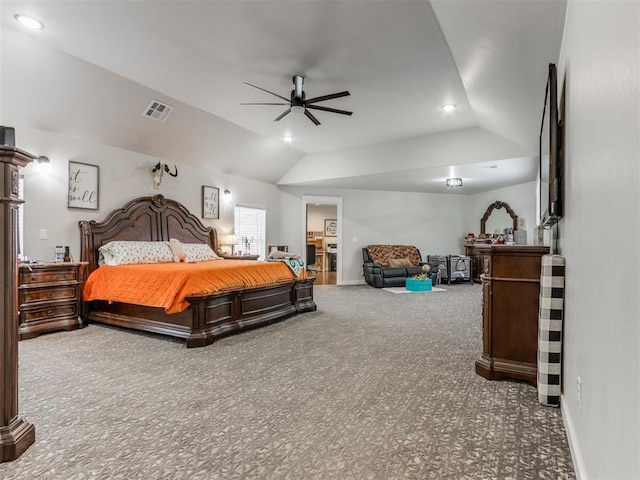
[463,181,538,244]
[557,2,639,478]
[279,182,537,285]
[279,186,470,284]
[18,126,282,262]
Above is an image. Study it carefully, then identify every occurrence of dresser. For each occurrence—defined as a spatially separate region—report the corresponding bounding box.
[18,262,87,340]
[474,245,549,386]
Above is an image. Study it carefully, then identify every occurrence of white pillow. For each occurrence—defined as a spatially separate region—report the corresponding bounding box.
[98,241,175,266]
[182,243,221,263]
[168,238,187,262]
[268,250,299,260]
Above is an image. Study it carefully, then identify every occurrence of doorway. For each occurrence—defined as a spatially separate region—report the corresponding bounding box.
[303,196,342,285]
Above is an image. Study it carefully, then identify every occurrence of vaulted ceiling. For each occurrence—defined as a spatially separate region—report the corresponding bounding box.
[1,0,567,194]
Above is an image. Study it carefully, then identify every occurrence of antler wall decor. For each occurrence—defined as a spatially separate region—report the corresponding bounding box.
[152,162,178,189]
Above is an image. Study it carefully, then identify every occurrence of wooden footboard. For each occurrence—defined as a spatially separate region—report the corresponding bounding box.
[83,278,316,347]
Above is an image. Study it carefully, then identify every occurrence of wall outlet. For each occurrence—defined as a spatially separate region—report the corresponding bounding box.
[39,229,48,240]
[577,376,582,409]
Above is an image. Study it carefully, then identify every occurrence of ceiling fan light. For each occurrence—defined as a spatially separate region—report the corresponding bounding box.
[446,177,463,187]
[291,105,304,114]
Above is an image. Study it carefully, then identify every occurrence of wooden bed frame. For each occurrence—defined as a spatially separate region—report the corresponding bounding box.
[79,194,316,347]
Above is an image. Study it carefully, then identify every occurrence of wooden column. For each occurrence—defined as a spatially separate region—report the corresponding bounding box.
[0,146,35,462]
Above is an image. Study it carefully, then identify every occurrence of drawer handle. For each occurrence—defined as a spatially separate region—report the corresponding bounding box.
[47,310,54,316]
[46,292,54,298]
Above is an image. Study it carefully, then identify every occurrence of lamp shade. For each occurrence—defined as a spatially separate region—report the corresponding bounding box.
[222,234,237,245]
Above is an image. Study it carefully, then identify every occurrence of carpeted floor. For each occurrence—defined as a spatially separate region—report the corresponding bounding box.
[1,284,575,479]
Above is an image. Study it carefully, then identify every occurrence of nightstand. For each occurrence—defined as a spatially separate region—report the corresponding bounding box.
[18,262,88,340]
[220,254,260,260]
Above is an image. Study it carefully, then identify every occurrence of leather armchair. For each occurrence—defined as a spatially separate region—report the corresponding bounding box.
[362,245,436,288]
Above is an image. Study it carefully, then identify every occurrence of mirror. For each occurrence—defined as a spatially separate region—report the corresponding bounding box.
[481,201,518,234]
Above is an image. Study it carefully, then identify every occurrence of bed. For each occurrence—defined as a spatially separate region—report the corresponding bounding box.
[79,194,316,347]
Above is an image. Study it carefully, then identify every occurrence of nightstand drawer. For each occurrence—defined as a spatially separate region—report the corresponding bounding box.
[18,262,88,340]
[20,303,78,324]
[20,269,79,285]
[20,285,79,305]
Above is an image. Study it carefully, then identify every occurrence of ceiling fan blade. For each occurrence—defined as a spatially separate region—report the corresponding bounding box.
[304,109,321,126]
[243,82,290,102]
[305,91,350,104]
[275,108,292,121]
[241,102,289,106]
[306,105,353,116]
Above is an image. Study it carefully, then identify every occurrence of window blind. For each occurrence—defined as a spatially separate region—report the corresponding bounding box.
[233,206,266,259]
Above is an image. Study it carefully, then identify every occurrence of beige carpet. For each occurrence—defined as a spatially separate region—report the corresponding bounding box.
[1,284,575,479]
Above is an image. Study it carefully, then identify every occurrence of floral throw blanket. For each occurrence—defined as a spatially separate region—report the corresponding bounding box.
[266,252,307,278]
[366,245,422,267]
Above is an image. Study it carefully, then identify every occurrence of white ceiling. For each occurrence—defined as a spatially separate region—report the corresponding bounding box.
[1,0,567,193]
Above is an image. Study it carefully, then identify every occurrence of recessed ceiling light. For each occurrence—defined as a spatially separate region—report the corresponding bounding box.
[442,104,456,112]
[446,177,463,187]
[15,14,44,29]
[282,135,294,143]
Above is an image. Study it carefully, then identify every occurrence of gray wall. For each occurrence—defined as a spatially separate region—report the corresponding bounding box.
[18,126,282,263]
[19,124,538,284]
[556,2,639,478]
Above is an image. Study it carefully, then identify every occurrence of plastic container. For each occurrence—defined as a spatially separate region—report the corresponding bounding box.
[406,278,432,292]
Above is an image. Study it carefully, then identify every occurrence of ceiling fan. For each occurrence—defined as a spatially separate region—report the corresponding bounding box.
[242,75,352,125]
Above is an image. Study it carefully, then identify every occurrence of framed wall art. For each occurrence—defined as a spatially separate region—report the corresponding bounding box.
[68,161,99,210]
[202,185,219,219]
[324,219,337,237]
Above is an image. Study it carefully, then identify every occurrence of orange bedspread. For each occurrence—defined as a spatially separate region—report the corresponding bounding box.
[83,260,306,314]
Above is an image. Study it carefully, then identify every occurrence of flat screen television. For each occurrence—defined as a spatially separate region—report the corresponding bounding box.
[538,63,562,226]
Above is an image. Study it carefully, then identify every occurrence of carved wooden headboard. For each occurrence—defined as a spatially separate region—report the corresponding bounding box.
[79,194,218,274]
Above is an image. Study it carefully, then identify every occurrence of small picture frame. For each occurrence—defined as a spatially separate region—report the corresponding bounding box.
[324,219,337,237]
[202,185,219,219]
[68,161,99,210]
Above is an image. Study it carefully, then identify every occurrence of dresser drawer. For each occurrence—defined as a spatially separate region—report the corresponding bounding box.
[20,302,79,324]
[20,285,79,306]
[20,268,79,285]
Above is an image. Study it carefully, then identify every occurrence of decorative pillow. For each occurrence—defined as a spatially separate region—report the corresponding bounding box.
[182,243,221,263]
[268,250,299,260]
[168,238,187,262]
[98,241,175,266]
[388,258,413,267]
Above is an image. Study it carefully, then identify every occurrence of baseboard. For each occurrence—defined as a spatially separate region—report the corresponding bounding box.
[561,398,585,480]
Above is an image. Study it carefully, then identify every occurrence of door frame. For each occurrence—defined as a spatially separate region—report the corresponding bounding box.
[302,195,343,285]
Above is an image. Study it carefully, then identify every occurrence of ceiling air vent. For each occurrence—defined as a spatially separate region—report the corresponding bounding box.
[143,100,173,123]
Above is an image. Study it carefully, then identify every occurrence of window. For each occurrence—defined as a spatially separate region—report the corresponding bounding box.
[233,206,266,259]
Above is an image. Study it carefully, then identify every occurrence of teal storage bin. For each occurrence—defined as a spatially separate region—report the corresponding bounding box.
[406,278,432,291]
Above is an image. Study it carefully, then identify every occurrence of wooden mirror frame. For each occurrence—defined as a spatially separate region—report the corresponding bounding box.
[480,201,518,234]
